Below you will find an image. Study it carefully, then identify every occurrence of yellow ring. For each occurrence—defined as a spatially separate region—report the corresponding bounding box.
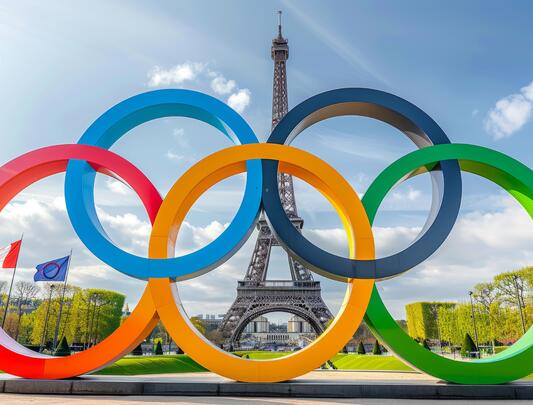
[148,144,375,382]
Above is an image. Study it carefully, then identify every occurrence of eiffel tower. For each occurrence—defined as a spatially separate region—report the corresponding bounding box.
[218,12,332,349]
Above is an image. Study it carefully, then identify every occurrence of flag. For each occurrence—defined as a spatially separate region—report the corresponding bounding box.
[34,255,70,282]
[0,240,22,269]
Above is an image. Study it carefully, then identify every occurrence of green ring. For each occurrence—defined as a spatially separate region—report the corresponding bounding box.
[362,143,533,384]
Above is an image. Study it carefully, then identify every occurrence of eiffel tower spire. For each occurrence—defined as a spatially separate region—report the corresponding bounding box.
[217,13,332,348]
[271,10,298,218]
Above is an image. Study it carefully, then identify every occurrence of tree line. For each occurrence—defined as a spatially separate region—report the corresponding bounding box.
[406,267,532,351]
[0,281,124,351]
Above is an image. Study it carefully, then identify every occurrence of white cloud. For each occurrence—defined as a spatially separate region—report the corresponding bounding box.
[0,196,237,310]
[172,127,190,149]
[96,209,152,252]
[227,89,251,113]
[106,179,130,195]
[173,128,185,137]
[392,186,421,202]
[521,81,533,101]
[146,64,252,113]
[147,62,205,87]
[303,225,421,258]
[210,73,236,95]
[484,80,533,139]
[305,196,532,318]
[174,220,228,255]
[166,150,184,161]
[1,190,529,321]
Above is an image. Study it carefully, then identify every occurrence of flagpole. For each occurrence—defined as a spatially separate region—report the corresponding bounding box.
[1,234,23,329]
[52,250,72,350]
[39,284,55,353]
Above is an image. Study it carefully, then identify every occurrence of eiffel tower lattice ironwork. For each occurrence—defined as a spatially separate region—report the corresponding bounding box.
[218,12,333,349]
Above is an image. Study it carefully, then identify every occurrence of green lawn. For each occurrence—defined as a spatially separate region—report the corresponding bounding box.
[94,354,206,375]
[234,351,290,360]
[93,352,412,375]
[0,352,530,378]
[331,353,413,371]
[236,351,412,371]
[93,352,533,378]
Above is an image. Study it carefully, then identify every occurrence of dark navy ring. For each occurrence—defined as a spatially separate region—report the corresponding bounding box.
[262,88,462,280]
[42,262,61,279]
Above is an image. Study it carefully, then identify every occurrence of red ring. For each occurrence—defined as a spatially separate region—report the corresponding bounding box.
[0,144,162,378]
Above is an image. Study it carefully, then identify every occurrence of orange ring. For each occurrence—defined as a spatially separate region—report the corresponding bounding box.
[148,144,375,382]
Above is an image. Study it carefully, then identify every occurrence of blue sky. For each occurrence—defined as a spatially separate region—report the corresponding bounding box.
[0,1,532,320]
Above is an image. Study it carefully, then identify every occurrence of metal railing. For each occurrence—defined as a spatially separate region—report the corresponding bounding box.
[238,280,319,288]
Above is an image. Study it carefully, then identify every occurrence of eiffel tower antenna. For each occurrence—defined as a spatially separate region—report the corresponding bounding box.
[217,12,332,349]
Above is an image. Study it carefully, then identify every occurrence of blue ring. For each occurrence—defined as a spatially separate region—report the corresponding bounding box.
[64,89,262,280]
[262,88,462,280]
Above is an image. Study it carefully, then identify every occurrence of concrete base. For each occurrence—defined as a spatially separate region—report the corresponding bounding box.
[1,371,532,400]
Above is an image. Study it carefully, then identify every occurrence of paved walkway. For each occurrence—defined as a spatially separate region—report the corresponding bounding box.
[132,370,438,383]
[1,371,530,402]
[0,395,526,404]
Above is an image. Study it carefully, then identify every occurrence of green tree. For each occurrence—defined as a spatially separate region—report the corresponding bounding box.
[494,267,532,307]
[438,304,461,346]
[406,302,455,341]
[472,282,499,351]
[17,312,35,344]
[410,267,532,350]
[190,316,206,336]
[30,286,124,347]
[132,343,143,356]
[13,281,40,340]
[461,333,478,358]
[3,312,19,338]
[54,336,71,356]
[154,340,163,355]
[357,341,366,354]
[372,339,382,355]
[494,267,532,333]
[29,284,61,346]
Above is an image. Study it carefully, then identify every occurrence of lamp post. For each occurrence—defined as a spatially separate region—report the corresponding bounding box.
[468,291,480,358]
[513,275,526,334]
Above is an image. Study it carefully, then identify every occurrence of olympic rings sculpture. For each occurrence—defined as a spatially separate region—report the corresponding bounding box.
[0,88,531,384]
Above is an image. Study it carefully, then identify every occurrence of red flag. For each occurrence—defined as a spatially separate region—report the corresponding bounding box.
[0,240,22,268]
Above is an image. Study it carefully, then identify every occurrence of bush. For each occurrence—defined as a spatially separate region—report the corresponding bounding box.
[460,333,478,358]
[242,354,249,359]
[53,336,71,357]
[154,340,163,355]
[132,343,143,356]
[24,344,41,353]
[372,339,382,355]
[494,346,510,354]
[357,341,366,355]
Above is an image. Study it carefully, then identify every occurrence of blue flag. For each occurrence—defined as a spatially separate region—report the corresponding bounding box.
[34,255,70,282]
